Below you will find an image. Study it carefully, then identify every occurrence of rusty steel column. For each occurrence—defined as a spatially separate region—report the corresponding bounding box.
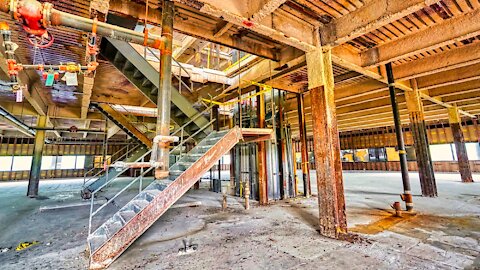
[386,63,413,211]
[213,105,221,192]
[448,107,474,183]
[297,93,311,197]
[155,0,174,179]
[406,81,437,197]
[307,47,347,238]
[27,115,47,197]
[257,87,268,205]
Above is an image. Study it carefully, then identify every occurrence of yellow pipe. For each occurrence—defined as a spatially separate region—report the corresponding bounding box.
[223,54,250,73]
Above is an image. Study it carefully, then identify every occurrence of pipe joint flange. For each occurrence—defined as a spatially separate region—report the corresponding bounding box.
[153,135,179,143]
[42,2,53,28]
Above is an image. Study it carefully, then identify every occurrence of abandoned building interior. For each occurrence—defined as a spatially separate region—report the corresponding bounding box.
[0,0,479,269]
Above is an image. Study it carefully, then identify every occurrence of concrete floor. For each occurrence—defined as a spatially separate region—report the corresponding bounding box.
[0,171,479,269]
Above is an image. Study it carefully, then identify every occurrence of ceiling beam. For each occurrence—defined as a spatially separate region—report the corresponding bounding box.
[108,0,280,61]
[323,0,440,46]
[249,0,288,24]
[393,42,480,81]
[173,36,197,58]
[361,9,480,68]
[174,0,317,52]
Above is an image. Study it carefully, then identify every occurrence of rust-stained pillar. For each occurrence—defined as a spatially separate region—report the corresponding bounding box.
[27,115,47,197]
[307,47,347,238]
[297,93,311,197]
[155,0,174,179]
[406,81,437,197]
[257,87,268,205]
[448,107,474,183]
[386,63,413,211]
[213,105,221,192]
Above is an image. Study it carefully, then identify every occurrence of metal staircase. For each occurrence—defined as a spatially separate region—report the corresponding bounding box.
[81,103,154,199]
[82,144,149,199]
[87,127,273,269]
[100,38,210,141]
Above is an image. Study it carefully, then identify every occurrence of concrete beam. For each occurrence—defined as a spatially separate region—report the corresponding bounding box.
[324,0,439,46]
[394,42,480,81]
[362,9,480,68]
[108,0,280,60]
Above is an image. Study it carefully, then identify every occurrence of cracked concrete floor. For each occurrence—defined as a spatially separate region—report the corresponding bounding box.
[0,171,479,270]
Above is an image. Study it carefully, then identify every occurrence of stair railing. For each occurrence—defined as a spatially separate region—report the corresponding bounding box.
[145,47,194,94]
[87,115,216,237]
[83,143,141,188]
[88,149,153,236]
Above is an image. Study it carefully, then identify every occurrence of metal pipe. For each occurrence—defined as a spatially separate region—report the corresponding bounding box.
[154,0,174,179]
[30,127,106,134]
[0,106,35,137]
[297,93,311,197]
[386,62,413,211]
[0,0,163,48]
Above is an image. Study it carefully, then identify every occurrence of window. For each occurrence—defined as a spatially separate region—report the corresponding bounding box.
[11,156,32,171]
[465,143,480,161]
[430,144,455,161]
[0,156,13,171]
[60,156,77,170]
[75,156,86,169]
[368,148,387,162]
[41,156,57,170]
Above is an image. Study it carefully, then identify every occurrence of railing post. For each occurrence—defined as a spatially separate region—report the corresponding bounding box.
[140,156,144,193]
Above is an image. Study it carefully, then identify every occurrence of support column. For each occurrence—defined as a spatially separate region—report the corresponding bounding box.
[307,47,347,238]
[297,93,311,197]
[155,0,174,179]
[213,105,221,192]
[27,115,47,197]
[257,87,268,205]
[386,63,413,211]
[405,81,437,197]
[448,107,474,183]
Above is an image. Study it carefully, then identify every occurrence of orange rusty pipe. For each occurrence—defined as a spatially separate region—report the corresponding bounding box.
[0,0,164,49]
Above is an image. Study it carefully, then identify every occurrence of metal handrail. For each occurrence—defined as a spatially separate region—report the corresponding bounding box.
[83,143,141,188]
[171,119,215,155]
[87,118,216,236]
[145,47,194,93]
[171,104,215,137]
[88,164,154,236]
[83,144,133,185]
[172,57,192,78]
[88,149,153,198]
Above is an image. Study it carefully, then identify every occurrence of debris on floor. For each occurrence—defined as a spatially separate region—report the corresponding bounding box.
[178,239,198,256]
[15,241,40,251]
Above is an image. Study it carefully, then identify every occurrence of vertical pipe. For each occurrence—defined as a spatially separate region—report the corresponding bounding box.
[297,93,311,197]
[385,63,413,211]
[155,0,174,179]
[257,86,268,205]
[27,115,47,197]
[213,105,221,192]
[277,89,286,199]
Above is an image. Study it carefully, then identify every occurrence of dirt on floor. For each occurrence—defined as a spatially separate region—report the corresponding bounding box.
[0,172,479,270]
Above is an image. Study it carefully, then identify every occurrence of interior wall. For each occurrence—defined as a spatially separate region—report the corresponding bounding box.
[0,137,126,181]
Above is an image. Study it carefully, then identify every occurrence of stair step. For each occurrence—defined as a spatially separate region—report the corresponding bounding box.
[132,69,144,79]
[119,210,136,223]
[88,233,108,253]
[169,170,183,176]
[131,199,150,210]
[104,219,123,238]
[150,87,158,95]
